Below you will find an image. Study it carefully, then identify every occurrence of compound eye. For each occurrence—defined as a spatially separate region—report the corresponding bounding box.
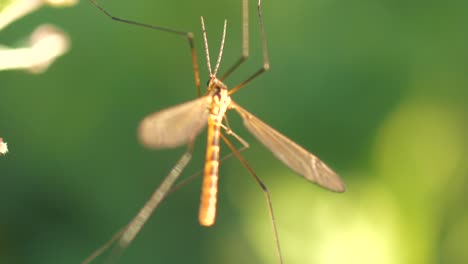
[206,79,211,87]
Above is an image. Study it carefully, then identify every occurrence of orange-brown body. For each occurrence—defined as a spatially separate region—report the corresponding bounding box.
[199,79,230,226]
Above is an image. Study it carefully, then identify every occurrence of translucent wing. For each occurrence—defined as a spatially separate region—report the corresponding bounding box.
[232,102,345,192]
[138,96,211,149]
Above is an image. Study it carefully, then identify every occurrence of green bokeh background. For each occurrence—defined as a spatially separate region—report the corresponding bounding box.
[1,0,467,263]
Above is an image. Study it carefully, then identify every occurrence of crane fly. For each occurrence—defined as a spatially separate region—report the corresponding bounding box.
[138,18,346,226]
[84,0,345,263]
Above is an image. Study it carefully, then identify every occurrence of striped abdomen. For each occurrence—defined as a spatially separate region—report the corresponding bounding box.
[199,114,221,226]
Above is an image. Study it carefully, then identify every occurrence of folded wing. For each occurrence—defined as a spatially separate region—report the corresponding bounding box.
[232,102,345,192]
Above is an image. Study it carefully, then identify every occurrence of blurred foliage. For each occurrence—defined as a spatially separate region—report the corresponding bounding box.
[1,0,467,263]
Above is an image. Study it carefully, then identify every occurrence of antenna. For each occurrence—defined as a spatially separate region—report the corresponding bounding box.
[200,16,213,76]
[213,20,227,76]
[200,17,228,77]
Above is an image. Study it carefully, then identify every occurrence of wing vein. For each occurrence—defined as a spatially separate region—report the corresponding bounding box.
[232,102,345,192]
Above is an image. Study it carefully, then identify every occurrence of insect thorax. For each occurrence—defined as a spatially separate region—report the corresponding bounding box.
[207,77,231,117]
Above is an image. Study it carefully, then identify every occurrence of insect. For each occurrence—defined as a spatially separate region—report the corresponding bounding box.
[84,0,345,263]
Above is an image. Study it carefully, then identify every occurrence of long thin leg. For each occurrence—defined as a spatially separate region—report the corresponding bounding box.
[88,0,201,96]
[220,133,283,264]
[227,0,271,95]
[168,145,249,195]
[81,141,196,264]
[220,0,249,80]
[221,122,250,149]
